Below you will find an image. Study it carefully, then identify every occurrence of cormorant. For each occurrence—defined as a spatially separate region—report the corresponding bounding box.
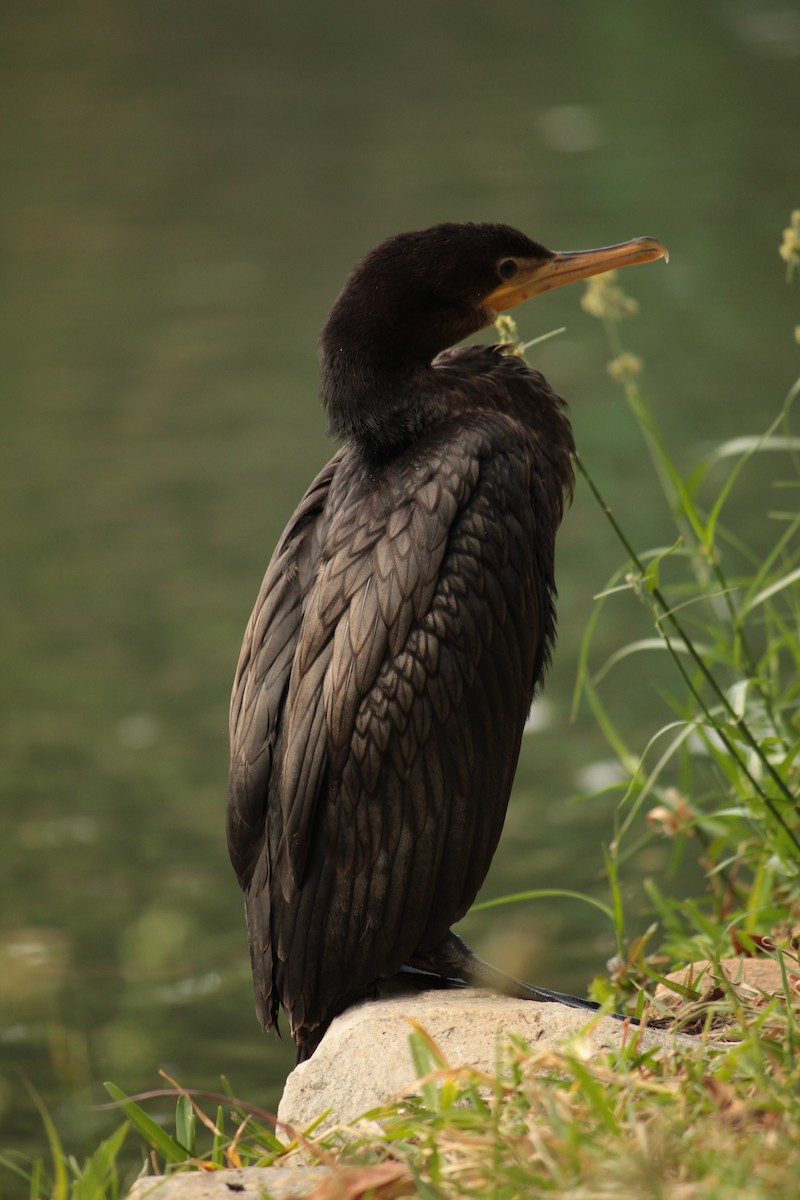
[227,222,667,1061]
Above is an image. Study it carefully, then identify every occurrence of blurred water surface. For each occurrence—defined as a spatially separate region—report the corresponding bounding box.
[1,0,798,1177]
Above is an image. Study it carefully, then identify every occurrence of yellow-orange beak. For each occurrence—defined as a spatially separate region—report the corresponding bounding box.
[483,236,668,313]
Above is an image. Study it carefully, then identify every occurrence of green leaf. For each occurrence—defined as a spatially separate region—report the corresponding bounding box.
[175,1094,196,1157]
[103,1082,193,1164]
[471,888,614,922]
[743,565,800,613]
[25,1083,69,1200]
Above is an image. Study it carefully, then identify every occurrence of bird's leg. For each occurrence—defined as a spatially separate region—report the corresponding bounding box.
[407,930,636,1023]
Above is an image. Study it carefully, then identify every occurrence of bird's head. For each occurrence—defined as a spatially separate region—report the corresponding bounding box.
[319,222,667,449]
[321,222,666,363]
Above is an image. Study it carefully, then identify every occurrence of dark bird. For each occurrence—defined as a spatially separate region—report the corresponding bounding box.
[227,222,667,1061]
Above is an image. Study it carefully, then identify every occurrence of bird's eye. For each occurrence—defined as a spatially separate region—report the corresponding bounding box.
[498,259,519,280]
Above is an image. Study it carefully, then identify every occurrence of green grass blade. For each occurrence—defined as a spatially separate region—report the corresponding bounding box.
[103,1083,192,1164]
[471,888,614,922]
[25,1083,69,1200]
[175,1094,196,1157]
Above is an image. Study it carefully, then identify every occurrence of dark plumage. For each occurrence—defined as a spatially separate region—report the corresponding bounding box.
[227,222,666,1060]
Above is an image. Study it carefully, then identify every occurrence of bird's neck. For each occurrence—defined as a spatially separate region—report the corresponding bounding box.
[321,343,445,459]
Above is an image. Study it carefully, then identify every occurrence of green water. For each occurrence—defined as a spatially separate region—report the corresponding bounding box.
[1,0,798,1178]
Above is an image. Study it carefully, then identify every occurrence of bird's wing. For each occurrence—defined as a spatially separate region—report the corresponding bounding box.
[226,450,344,889]
[270,423,550,1033]
[274,439,472,890]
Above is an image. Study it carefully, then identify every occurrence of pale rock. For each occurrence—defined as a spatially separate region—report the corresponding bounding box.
[277,987,695,1136]
[128,1166,330,1199]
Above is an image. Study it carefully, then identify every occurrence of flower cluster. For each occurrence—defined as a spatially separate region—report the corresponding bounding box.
[647,789,695,838]
[580,270,639,321]
[607,352,643,382]
[778,209,800,277]
[494,312,525,356]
